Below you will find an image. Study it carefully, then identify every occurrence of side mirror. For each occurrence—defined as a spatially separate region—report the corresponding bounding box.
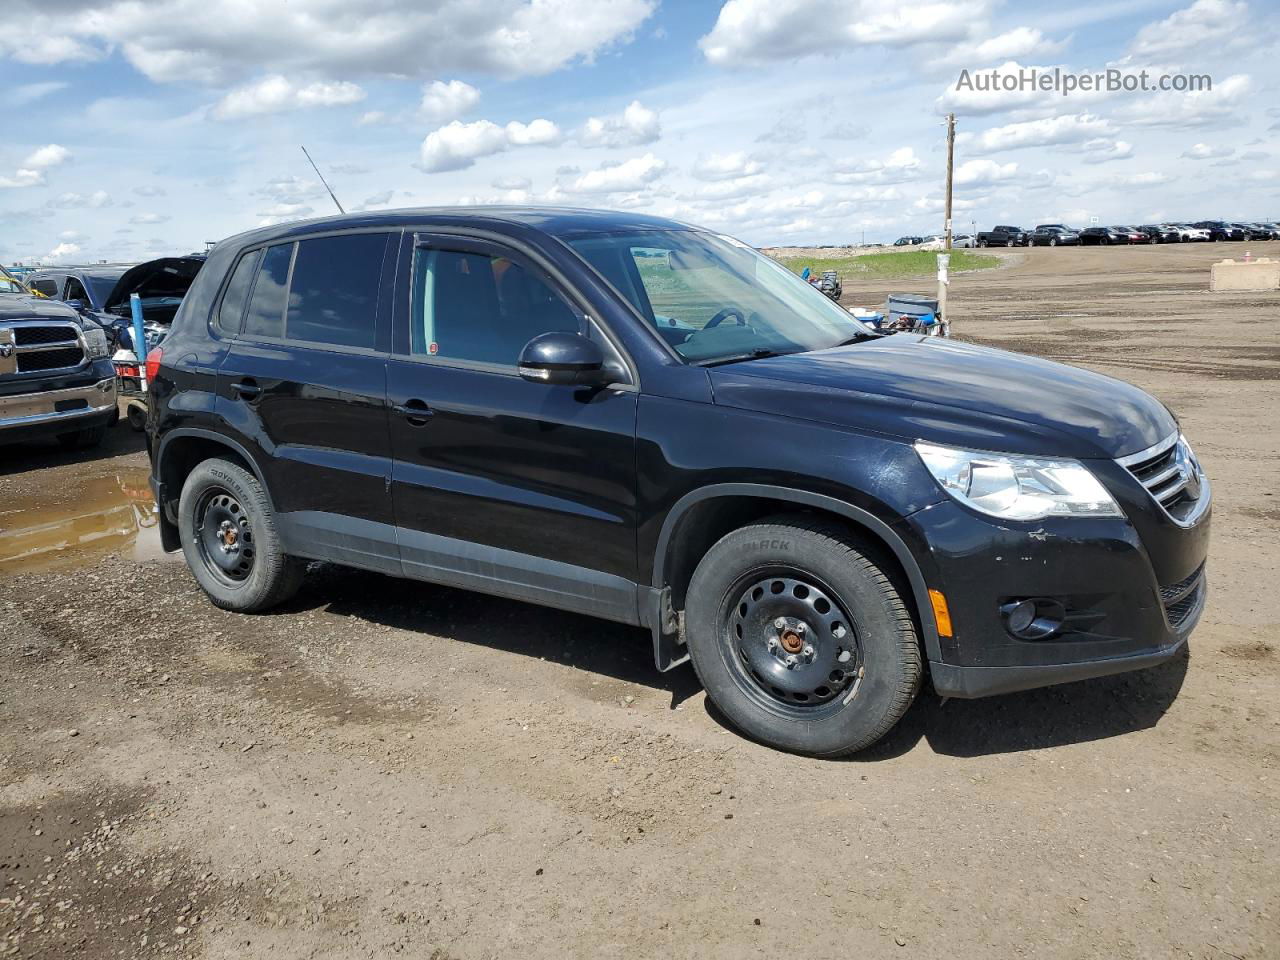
[518,332,608,387]
[66,299,88,312]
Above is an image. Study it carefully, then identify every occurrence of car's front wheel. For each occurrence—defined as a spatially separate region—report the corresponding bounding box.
[684,518,921,757]
[178,457,305,612]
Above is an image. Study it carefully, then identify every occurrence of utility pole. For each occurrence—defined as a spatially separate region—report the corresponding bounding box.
[943,113,956,250]
[938,113,956,336]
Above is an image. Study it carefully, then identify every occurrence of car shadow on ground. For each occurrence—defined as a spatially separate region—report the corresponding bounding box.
[288,564,1188,758]
[288,564,706,708]
[0,420,144,476]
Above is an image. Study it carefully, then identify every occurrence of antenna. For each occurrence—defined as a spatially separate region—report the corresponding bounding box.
[300,145,345,215]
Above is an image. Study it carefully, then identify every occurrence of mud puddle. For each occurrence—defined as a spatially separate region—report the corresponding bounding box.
[0,467,172,575]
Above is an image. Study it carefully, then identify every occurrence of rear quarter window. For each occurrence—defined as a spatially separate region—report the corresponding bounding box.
[216,250,260,334]
[243,243,293,339]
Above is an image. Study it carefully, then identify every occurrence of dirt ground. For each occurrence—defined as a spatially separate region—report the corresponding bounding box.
[2,243,1277,960]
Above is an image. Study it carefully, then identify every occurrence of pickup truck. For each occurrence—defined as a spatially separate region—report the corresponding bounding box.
[975,225,1027,247]
[0,294,118,449]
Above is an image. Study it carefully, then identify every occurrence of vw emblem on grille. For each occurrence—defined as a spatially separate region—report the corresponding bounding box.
[0,342,12,358]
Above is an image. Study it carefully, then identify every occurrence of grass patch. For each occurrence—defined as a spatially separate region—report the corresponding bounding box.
[776,250,1001,279]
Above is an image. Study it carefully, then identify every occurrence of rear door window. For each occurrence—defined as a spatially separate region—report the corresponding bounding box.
[216,250,260,335]
[243,243,293,339]
[285,233,387,350]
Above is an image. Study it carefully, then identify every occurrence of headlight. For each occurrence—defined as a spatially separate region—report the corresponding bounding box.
[82,326,110,360]
[915,442,1122,521]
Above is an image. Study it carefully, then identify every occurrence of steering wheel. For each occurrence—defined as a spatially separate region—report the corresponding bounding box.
[705,307,749,329]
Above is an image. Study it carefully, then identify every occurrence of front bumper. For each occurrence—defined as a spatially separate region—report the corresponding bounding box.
[897,499,1208,699]
[0,376,118,442]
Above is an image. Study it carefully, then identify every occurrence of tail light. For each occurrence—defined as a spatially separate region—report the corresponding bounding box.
[145,346,163,382]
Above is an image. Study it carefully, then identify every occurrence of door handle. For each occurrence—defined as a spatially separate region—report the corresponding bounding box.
[231,379,262,400]
[393,398,433,425]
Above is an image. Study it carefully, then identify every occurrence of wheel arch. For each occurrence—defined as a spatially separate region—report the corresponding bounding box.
[155,428,275,534]
[653,483,942,663]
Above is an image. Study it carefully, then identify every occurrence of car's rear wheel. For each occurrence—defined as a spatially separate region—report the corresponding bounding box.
[178,457,304,612]
[684,517,921,757]
[1049,238,1058,247]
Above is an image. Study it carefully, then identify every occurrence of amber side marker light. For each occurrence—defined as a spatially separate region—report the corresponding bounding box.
[928,589,954,638]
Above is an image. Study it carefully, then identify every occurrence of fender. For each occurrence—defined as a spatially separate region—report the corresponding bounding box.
[153,427,276,538]
[651,482,942,670]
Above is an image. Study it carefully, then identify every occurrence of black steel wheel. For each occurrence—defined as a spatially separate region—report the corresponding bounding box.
[723,570,861,719]
[193,486,256,585]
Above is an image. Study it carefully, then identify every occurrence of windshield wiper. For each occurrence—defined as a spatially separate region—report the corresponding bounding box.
[698,347,797,367]
[827,329,883,348]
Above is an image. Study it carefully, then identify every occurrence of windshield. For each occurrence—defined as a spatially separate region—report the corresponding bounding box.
[565,229,870,363]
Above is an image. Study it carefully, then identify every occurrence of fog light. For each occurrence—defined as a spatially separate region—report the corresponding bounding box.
[1000,598,1065,640]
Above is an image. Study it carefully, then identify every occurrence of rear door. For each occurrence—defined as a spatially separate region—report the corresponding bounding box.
[385,231,642,622]
[219,229,400,573]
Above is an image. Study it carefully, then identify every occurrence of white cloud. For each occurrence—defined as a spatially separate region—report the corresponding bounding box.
[1115,74,1250,128]
[0,0,655,82]
[46,242,82,261]
[492,176,532,190]
[419,80,480,121]
[966,114,1112,153]
[1129,0,1255,60]
[1181,143,1234,160]
[0,144,71,188]
[954,158,1018,187]
[1080,139,1133,165]
[700,0,992,64]
[580,101,661,148]
[256,202,316,226]
[256,176,327,204]
[356,111,387,126]
[133,184,166,197]
[129,212,171,224]
[10,81,68,106]
[1114,172,1173,187]
[214,75,366,119]
[692,152,764,181]
[418,118,561,172]
[47,190,113,209]
[572,153,668,193]
[832,146,922,184]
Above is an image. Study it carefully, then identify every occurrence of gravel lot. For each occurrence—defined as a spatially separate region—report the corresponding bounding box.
[2,242,1277,959]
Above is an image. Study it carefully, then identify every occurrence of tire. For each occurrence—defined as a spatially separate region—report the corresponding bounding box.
[1006,239,1014,248]
[1049,238,1057,247]
[57,424,107,449]
[977,239,987,248]
[178,457,304,612]
[126,403,147,432]
[684,517,921,757]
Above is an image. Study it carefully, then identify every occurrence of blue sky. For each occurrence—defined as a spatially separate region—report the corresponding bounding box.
[1,0,1275,264]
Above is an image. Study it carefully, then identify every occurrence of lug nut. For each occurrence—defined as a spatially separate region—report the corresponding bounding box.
[802,644,815,658]
[795,623,807,635]
[774,617,786,629]
[784,654,798,668]
[766,637,779,652]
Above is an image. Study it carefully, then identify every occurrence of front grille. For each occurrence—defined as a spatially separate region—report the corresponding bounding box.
[13,325,79,346]
[1118,434,1207,526]
[1160,564,1205,631]
[17,346,85,373]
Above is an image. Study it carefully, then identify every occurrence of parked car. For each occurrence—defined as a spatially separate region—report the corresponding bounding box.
[1030,225,1081,246]
[1113,226,1151,244]
[975,225,1027,247]
[148,207,1211,757]
[1233,223,1272,241]
[0,293,118,449]
[1138,225,1182,244]
[1079,226,1131,246]
[1193,221,1242,241]
[893,236,922,247]
[1170,223,1211,242]
[25,256,205,352]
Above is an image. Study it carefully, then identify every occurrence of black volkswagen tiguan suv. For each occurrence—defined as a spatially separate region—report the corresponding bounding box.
[147,208,1210,756]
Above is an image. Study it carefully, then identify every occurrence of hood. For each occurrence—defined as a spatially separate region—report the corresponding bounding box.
[102,256,205,313]
[0,293,82,324]
[708,335,1176,460]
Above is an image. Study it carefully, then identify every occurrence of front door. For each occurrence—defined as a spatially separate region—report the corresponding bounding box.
[219,230,399,573]
[386,232,641,623]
